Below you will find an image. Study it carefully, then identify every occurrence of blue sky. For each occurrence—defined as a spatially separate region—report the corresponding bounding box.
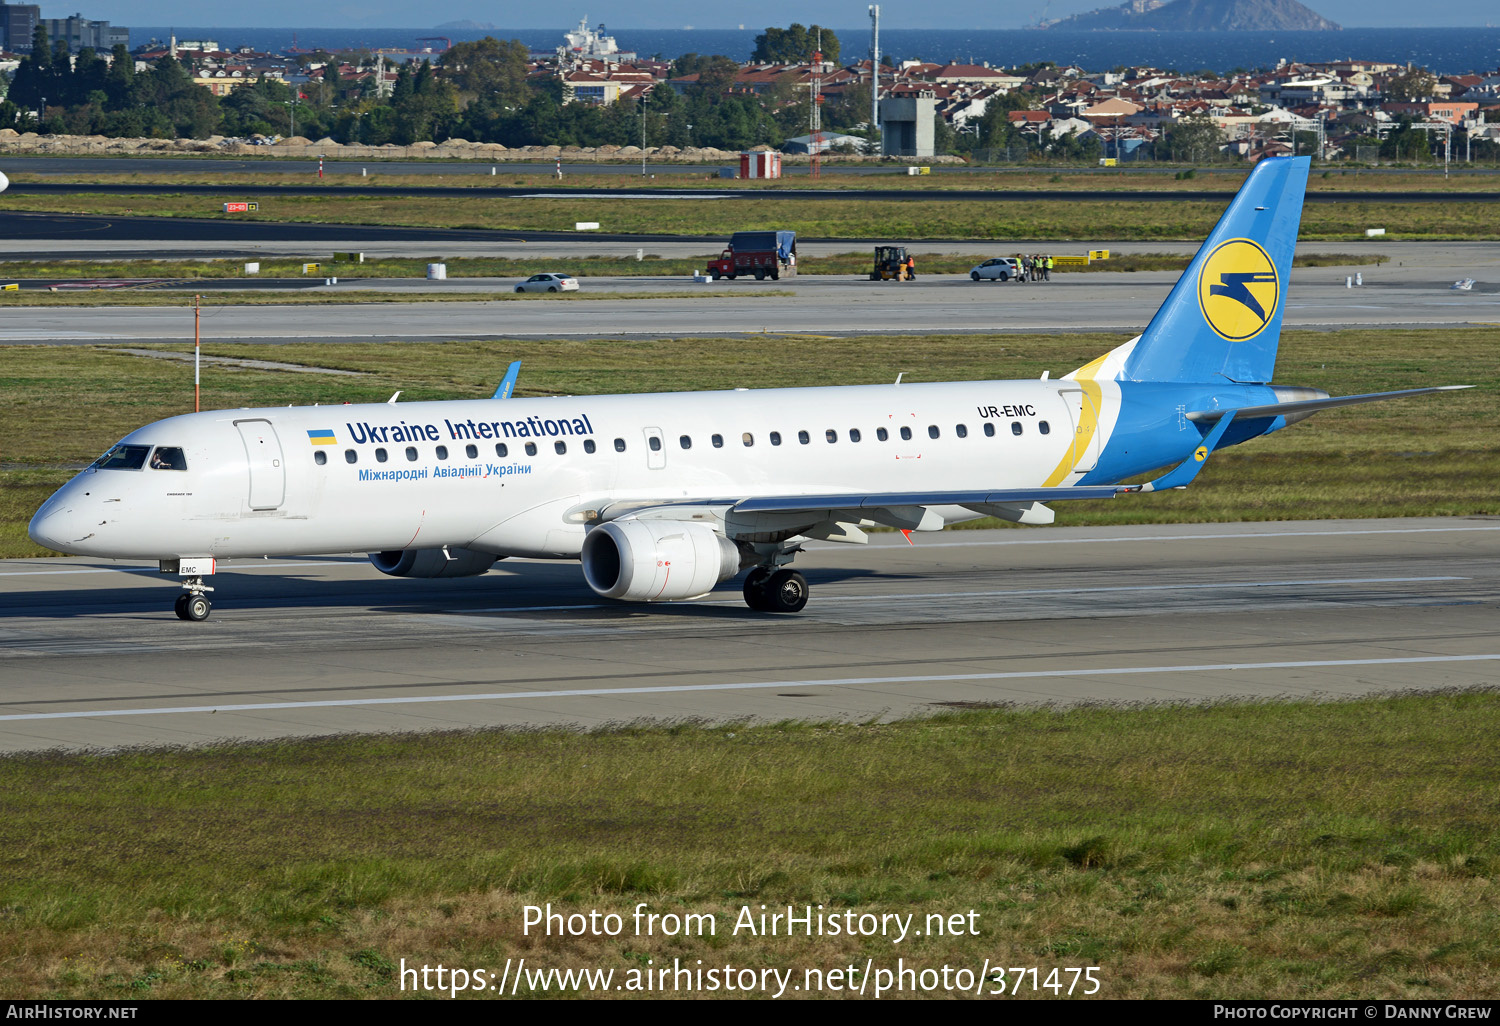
[81,2,1500,30]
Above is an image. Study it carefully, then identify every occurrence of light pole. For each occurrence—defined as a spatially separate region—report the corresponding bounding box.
[640,91,648,176]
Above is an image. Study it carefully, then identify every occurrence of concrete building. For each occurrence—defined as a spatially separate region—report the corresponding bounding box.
[0,2,39,52]
[880,93,935,157]
[41,13,127,52]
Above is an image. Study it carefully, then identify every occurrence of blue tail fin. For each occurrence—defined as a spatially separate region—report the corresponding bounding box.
[1122,156,1310,385]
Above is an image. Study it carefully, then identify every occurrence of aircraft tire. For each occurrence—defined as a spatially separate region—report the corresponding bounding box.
[765,570,808,613]
[174,594,190,620]
[743,567,773,610]
[185,595,211,621]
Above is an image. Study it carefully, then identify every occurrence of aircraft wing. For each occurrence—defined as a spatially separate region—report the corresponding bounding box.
[601,411,1243,534]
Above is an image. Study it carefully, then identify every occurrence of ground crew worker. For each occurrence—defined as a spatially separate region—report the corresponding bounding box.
[906,254,916,280]
[1044,254,1053,281]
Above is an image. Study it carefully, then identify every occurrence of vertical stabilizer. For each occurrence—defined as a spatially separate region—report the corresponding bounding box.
[1121,156,1310,384]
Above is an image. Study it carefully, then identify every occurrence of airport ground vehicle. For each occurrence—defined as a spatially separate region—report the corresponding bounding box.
[871,246,914,281]
[30,157,1467,620]
[515,273,579,293]
[970,258,1020,282]
[708,231,796,281]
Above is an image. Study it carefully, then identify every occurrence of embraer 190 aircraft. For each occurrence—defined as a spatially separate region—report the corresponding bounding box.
[29,156,1464,620]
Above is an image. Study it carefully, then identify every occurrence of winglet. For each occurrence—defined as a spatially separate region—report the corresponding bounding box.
[493,360,521,400]
[1130,411,1238,493]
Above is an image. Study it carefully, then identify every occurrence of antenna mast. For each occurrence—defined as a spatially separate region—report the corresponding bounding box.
[869,6,880,142]
[811,30,824,179]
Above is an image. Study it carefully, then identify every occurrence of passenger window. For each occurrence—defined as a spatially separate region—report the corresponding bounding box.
[712,434,724,448]
[406,446,418,461]
[614,438,626,452]
[314,451,327,466]
[1011,422,1023,436]
[555,440,567,455]
[850,428,861,442]
[984,423,996,437]
[466,444,478,458]
[770,431,782,446]
[345,449,357,464]
[928,425,939,439]
[826,429,838,443]
[93,444,150,471]
[798,430,810,445]
[648,436,662,452]
[496,443,508,458]
[1039,421,1050,435]
[584,439,596,454]
[956,424,968,438]
[900,426,912,441]
[435,445,448,460]
[876,427,888,441]
[742,432,754,447]
[680,435,692,449]
[149,446,187,470]
[376,447,388,463]
[525,442,538,456]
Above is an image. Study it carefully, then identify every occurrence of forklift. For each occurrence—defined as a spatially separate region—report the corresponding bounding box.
[871,245,913,281]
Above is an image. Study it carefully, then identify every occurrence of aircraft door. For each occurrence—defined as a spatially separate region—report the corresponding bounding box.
[1058,389,1101,474]
[642,427,666,470]
[235,419,286,510]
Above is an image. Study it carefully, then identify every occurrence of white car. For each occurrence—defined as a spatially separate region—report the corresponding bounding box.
[515,273,579,293]
[969,258,1021,282]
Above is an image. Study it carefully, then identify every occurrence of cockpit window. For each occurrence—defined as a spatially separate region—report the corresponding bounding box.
[92,444,150,471]
[149,446,188,470]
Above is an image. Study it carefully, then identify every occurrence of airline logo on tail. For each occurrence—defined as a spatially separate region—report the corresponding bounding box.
[1197,238,1280,341]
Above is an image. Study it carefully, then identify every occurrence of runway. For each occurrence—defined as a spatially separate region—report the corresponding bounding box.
[1,518,1496,754]
[2,264,1496,343]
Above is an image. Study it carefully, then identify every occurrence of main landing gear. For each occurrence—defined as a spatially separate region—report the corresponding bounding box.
[173,575,214,621]
[742,566,809,613]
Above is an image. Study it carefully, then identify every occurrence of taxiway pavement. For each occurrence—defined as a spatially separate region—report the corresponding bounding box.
[2,518,1496,753]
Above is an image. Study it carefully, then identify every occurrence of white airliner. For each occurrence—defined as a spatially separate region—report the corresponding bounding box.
[29,156,1464,620]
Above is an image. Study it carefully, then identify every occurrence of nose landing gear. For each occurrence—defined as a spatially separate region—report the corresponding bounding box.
[173,576,214,621]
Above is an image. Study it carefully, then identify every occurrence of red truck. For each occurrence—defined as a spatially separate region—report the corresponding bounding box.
[708,230,797,281]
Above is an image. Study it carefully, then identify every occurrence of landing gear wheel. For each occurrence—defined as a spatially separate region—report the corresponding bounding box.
[174,594,190,620]
[184,594,211,621]
[765,569,808,613]
[743,566,774,610]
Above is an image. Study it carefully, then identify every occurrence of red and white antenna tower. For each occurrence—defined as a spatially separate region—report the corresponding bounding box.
[810,31,824,179]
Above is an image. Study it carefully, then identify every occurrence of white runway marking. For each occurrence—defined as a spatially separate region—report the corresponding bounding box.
[4,654,1497,723]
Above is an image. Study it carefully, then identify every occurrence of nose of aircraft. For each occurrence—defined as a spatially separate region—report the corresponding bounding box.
[28,488,93,553]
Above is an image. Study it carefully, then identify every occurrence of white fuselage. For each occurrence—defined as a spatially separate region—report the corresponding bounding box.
[31,380,1110,562]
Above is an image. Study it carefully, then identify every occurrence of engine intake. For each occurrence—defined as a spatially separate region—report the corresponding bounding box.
[581,519,740,601]
[369,546,499,578]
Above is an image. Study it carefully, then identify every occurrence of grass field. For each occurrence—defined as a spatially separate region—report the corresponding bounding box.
[1,327,1492,558]
[2,692,1498,998]
[0,287,789,308]
[4,189,1497,240]
[9,165,1500,193]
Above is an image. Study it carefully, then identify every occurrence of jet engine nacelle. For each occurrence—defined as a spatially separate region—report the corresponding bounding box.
[581,519,740,601]
[0,171,9,194]
[369,546,499,578]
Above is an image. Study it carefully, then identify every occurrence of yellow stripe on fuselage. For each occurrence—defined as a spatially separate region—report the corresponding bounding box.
[1042,354,1107,487]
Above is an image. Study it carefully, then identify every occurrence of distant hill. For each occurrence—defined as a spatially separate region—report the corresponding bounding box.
[1043,0,1341,31]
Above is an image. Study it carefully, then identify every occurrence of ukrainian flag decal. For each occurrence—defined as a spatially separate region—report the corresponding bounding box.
[307,429,337,446]
[1197,238,1279,342]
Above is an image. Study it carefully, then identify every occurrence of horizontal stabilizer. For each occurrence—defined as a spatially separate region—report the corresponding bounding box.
[1187,385,1470,423]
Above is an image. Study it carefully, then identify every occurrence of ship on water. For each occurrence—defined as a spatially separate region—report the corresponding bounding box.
[557,15,636,64]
